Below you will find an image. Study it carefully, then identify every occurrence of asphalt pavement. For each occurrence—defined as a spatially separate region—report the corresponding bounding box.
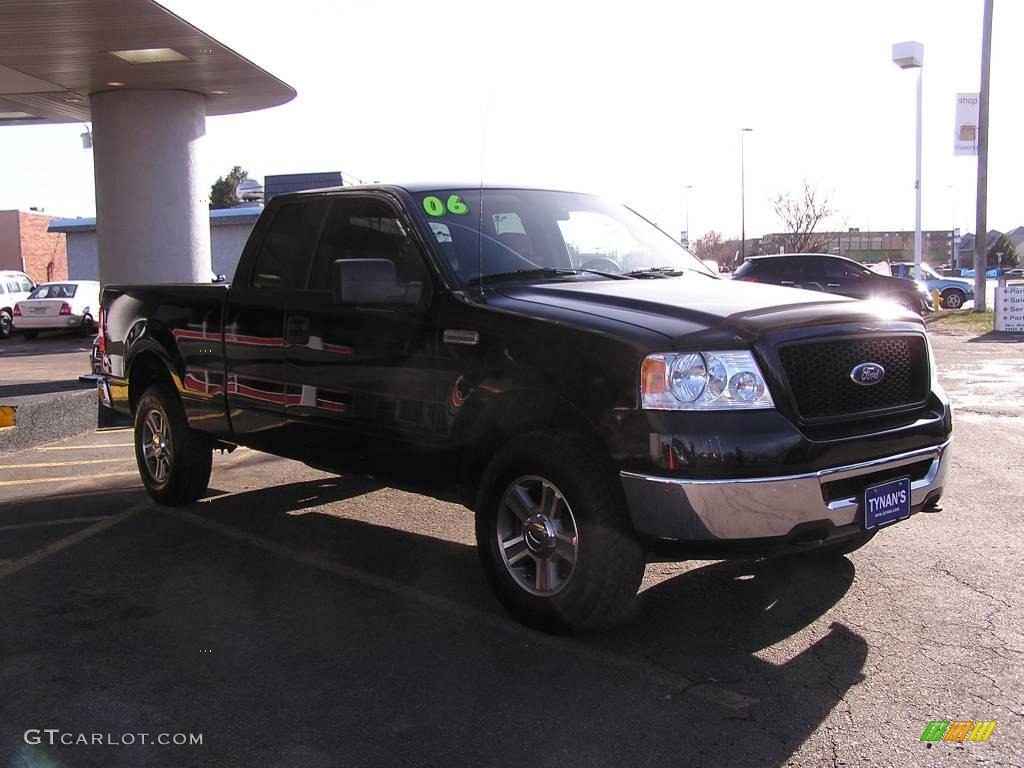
[0,330,1021,767]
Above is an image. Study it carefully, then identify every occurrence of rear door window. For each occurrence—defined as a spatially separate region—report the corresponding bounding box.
[250,203,311,290]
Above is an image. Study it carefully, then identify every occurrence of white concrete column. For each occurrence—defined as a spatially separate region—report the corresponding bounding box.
[90,89,211,284]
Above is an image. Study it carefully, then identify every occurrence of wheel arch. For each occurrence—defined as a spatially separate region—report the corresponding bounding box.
[127,345,179,415]
[454,387,609,506]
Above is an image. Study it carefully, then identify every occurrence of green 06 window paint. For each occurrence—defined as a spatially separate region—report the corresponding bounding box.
[422,194,470,216]
[422,196,446,216]
[446,194,469,214]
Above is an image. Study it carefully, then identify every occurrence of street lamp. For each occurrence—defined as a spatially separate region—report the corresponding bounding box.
[892,41,924,282]
[683,184,694,247]
[740,128,753,261]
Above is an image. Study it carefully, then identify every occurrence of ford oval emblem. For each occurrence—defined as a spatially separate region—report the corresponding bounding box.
[850,362,885,386]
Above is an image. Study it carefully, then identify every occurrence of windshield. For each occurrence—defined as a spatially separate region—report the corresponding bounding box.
[412,188,713,285]
[920,264,941,280]
[28,283,77,299]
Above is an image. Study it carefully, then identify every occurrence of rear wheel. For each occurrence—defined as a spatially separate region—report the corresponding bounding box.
[78,312,95,336]
[475,431,646,632]
[0,310,11,339]
[134,383,212,505]
[941,289,965,310]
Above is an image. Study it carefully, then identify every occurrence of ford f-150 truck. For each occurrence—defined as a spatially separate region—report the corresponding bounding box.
[97,183,953,632]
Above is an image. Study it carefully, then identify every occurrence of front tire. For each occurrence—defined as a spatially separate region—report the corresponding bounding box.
[134,383,212,505]
[941,289,965,310]
[475,431,646,632]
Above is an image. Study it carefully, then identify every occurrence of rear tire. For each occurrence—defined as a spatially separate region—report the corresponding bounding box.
[0,310,12,339]
[78,313,95,336]
[134,383,212,506]
[941,289,965,310]
[475,431,646,633]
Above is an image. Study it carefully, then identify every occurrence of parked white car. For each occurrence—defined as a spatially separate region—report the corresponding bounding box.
[0,270,35,339]
[13,280,101,338]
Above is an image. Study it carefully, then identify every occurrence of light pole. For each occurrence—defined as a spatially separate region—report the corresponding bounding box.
[683,184,693,247]
[892,41,924,282]
[740,128,753,261]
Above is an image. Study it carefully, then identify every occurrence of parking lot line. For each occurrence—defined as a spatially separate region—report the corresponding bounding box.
[0,470,139,488]
[0,516,111,533]
[35,442,135,451]
[0,505,143,583]
[161,505,758,711]
[0,458,135,470]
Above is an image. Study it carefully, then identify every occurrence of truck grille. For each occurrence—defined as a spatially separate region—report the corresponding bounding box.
[777,336,929,421]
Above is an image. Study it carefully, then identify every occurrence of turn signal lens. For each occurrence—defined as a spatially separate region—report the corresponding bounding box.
[641,356,668,396]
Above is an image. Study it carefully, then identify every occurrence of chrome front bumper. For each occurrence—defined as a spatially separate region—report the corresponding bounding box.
[620,438,951,544]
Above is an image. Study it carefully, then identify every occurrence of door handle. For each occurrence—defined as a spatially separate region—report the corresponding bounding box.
[827,283,841,288]
[780,280,795,286]
[286,316,309,344]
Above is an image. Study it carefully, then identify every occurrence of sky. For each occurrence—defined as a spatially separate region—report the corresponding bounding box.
[1,0,1021,242]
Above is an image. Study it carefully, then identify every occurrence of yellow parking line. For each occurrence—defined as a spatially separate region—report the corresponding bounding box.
[161,506,757,711]
[36,443,135,451]
[0,470,139,487]
[0,505,143,582]
[0,516,110,533]
[1,458,134,470]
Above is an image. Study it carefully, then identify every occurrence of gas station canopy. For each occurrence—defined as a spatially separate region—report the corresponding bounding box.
[0,0,296,125]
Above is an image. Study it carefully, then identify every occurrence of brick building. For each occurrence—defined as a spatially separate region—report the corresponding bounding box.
[0,210,69,283]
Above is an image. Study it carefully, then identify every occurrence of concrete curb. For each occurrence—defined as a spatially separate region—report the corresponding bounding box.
[0,389,100,453]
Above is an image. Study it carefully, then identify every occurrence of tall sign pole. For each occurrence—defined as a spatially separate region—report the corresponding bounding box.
[974,0,994,312]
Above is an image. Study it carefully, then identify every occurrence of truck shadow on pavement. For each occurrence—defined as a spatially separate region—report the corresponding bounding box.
[1,477,867,768]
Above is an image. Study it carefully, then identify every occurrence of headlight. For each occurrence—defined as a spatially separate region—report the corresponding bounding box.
[641,350,774,410]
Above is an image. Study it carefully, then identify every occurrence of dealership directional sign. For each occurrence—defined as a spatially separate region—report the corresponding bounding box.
[995,285,1024,332]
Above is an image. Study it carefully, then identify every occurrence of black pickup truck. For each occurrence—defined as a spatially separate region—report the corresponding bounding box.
[97,183,952,631]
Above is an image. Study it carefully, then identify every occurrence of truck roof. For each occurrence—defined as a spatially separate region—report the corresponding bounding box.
[271,181,594,201]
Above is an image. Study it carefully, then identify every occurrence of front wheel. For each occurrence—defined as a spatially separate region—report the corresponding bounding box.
[475,431,646,632]
[134,383,212,505]
[941,290,965,310]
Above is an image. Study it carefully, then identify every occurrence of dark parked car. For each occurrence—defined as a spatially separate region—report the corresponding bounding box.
[734,253,934,314]
[95,184,952,632]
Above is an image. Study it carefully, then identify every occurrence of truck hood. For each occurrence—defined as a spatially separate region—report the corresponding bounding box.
[492,276,922,345]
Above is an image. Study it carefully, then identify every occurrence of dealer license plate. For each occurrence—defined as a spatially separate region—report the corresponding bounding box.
[864,476,911,530]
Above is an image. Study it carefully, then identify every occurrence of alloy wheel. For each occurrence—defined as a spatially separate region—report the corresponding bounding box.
[496,475,579,596]
[141,407,173,483]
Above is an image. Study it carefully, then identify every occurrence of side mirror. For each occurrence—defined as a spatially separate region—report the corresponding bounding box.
[332,258,422,308]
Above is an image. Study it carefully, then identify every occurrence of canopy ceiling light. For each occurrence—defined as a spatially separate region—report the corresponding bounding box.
[109,47,190,64]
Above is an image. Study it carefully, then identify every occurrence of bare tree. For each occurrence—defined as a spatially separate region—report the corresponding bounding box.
[691,230,730,267]
[772,180,834,254]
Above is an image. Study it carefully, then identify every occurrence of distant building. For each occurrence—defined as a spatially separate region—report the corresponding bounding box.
[759,229,958,266]
[49,207,261,281]
[264,171,343,200]
[0,209,69,283]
